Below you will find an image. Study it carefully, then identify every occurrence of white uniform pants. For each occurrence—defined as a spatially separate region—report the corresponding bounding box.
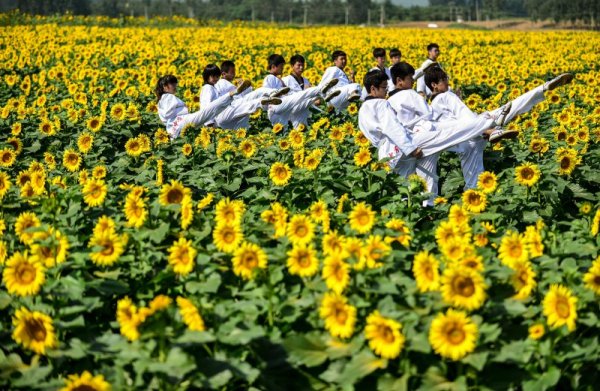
[268,87,320,127]
[328,83,361,111]
[169,94,232,138]
[215,98,263,130]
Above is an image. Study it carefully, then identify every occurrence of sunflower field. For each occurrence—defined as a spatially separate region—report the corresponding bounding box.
[1,13,600,391]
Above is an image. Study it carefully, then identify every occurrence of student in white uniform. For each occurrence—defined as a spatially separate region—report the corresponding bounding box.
[318,50,361,111]
[426,66,574,188]
[360,48,395,100]
[200,64,282,130]
[359,71,516,203]
[388,62,512,201]
[156,74,249,139]
[415,43,441,98]
[281,54,336,129]
[264,54,338,129]
[215,60,290,102]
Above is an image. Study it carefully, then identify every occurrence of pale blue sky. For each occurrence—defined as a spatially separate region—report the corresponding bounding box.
[390,0,429,6]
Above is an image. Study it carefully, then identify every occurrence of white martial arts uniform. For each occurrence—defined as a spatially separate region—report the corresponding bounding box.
[200,83,264,130]
[282,74,314,128]
[263,74,322,129]
[431,86,546,188]
[318,66,361,111]
[415,59,436,98]
[157,92,232,139]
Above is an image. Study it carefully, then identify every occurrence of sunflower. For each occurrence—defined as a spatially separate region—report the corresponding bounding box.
[348,202,376,234]
[83,178,107,207]
[309,199,328,222]
[353,148,371,167]
[413,250,440,293]
[269,162,292,186]
[365,311,405,359]
[362,235,390,269]
[239,139,256,158]
[0,241,6,265]
[15,211,41,244]
[557,153,578,176]
[177,297,206,331]
[62,149,82,172]
[321,231,346,256]
[110,102,126,121]
[461,189,487,213]
[92,165,107,179]
[286,243,319,277]
[429,309,478,361]
[514,162,541,187]
[498,231,529,267]
[232,242,267,280]
[528,324,545,340]
[167,237,197,276]
[0,171,11,199]
[3,251,45,296]
[319,292,356,339]
[89,232,126,267]
[583,257,600,295]
[347,103,358,115]
[116,296,141,341]
[212,223,244,253]
[86,116,103,132]
[272,123,284,134]
[524,226,544,258]
[125,137,143,157]
[592,209,600,237]
[12,307,57,355]
[38,118,56,136]
[7,136,23,155]
[159,180,191,206]
[214,198,245,225]
[543,284,577,332]
[303,150,322,171]
[579,201,593,215]
[511,260,537,300]
[197,193,215,211]
[293,150,305,167]
[59,371,111,391]
[182,143,193,156]
[181,195,194,230]
[29,171,46,195]
[124,194,147,228]
[286,214,315,246]
[93,215,116,237]
[77,132,94,154]
[441,267,486,311]
[148,295,172,314]
[288,129,305,149]
[0,148,17,167]
[448,204,470,227]
[322,254,350,294]
[30,227,70,268]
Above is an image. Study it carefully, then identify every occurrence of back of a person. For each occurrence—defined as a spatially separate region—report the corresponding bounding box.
[157,93,187,127]
[215,78,236,97]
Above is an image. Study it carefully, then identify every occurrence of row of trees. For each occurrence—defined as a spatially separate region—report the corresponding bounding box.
[1,0,598,26]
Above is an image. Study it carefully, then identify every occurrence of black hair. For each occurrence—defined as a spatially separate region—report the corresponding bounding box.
[220,60,235,74]
[331,50,347,62]
[424,65,447,90]
[372,48,386,58]
[427,43,440,52]
[363,70,388,94]
[268,54,286,69]
[154,74,178,102]
[290,54,305,65]
[389,48,402,58]
[202,64,221,84]
[390,62,415,85]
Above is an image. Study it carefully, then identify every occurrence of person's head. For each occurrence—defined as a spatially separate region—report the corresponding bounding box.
[373,47,386,68]
[220,60,236,81]
[290,54,305,76]
[427,43,440,61]
[268,54,286,75]
[424,65,449,93]
[332,50,347,68]
[389,48,402,64]
[202,64,221,85]
[390,62,415,90]
[364,70,388,99]
[154,74,178,101]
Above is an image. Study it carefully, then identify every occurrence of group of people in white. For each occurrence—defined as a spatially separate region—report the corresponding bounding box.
[155,43,573,204]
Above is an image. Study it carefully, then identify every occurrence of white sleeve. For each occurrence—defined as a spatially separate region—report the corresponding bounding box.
[263,75,284,89]
[380,102,416,156]
[409,90,433,119]
[215,80,235,97]
[319,67,336,87]
[444,92,477,120]
[158,94,184,121]
[200,85,217,108]
[416,77,429,96]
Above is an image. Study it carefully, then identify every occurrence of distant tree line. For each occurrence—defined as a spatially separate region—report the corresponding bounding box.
[1,0,597,26]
